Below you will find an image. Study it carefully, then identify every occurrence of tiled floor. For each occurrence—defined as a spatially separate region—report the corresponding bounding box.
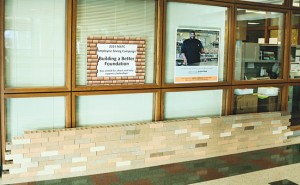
[2,144,300,185]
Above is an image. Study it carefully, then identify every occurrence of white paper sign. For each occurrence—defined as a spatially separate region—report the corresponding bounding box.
[97,44,137,76]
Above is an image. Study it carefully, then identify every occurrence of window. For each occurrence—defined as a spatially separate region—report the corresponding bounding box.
[165,2,228,84]
[233,86,281,114]
[288,86,300,127]
[238,0,284,5]
[75,92,155,126]
[4,0,67,88]
[164,89,224,119]
[76,0,157,87]
[293,0,300,7]
[5,95,67,141]
[290,13,300,79]
[235,9,284,81]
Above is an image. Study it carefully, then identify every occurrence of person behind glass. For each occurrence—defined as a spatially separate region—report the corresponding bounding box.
[181,31,204,66]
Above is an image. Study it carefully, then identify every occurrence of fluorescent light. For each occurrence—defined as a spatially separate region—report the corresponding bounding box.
[245,10,266,15]
[248,22,260,25]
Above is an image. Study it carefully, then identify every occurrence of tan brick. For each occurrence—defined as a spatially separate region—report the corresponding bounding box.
[31,138,48,144]
[24,131,42,139]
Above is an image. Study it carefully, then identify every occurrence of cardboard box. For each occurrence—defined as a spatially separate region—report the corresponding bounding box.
[234,94,258,114]
[258,96,278,112]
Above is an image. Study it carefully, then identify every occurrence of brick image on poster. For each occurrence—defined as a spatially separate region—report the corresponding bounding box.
[86,36,146,85]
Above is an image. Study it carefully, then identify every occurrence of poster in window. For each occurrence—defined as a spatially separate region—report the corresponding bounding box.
[86,36,146,85]
[175,28,220,83]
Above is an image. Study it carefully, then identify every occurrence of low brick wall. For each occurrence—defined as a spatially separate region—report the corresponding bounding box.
[2,112,294,184]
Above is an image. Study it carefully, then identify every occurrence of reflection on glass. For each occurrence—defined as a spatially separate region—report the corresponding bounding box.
[5,0,66,88]
[6,97,66,141]
[76,93,154,126]
[290,13,300,79]
[233,87,281,114]
[164,90,223,119]
[239,0,284,5]
[294,0,300,6]
[235,9,284,81]
[288,86,300,126]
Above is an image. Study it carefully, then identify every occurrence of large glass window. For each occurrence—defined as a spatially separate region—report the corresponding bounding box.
[165,2,228,84]
[294,0,300,6]
[6,96,66,141]
[288,86,300,127]
[238,0,284,5]
[164,89,224,119]
[4,0,66,88]
[76,92,154,126]
[290,13,300,79]
[76,0,156,86]
[233,86,281,114]
[235,9,284,81]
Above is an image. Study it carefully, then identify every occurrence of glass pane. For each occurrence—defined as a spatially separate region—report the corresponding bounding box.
[288,86,300,127]
[164,90,223,119]
[4,0,66,88]
[293,0,300,6]
[76,0,156,86]
[165,2,228,84]
[233,86,281,114]
[239,0,284,5]
[6,97,66,141]
[235,9,284,81]
[290,13,300,79]
[76,93,154,126]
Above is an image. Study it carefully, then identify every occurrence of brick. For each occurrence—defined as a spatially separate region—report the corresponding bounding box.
[59,129,76,136]
[116,161,131,167]
[10,167,28,174]
[75,138,91,144]
[70,166,87,172]
[12,138,31,145]
[3,162,21,170]
[31,138,48,144]
[24,131,42,139]
[90,146,106,152]
[72,157,88,163]
[41,150,58,157]
[80,142,95,149]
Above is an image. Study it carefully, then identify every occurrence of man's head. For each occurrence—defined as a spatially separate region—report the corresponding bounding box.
[189,31,196,39]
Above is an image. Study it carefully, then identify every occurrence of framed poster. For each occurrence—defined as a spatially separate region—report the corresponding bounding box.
[86,36,146,85]
[175,28,220,83]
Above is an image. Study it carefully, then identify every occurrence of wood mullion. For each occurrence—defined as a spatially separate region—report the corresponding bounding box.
[66,0,72,91]
[71,0,77,91]
[0,0,5,164]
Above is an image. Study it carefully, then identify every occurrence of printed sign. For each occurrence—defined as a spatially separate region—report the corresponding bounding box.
[97,44,137,76]
[175,28,220,83]
[86,36,146,85]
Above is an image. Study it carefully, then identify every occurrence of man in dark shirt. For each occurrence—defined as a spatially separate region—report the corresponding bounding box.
[181,31,204,66]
